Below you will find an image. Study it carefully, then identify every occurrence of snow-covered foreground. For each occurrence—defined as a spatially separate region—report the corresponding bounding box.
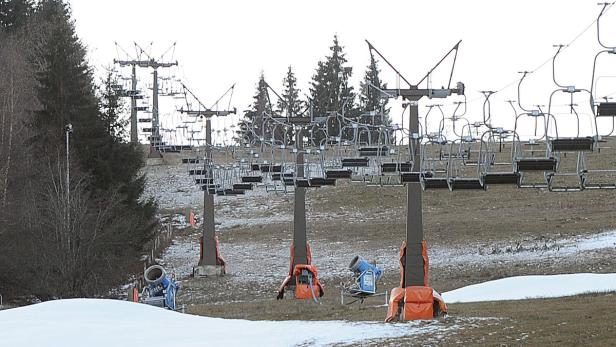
[442,273,616,303]
[2,273,614,346]
[0,299,447,347]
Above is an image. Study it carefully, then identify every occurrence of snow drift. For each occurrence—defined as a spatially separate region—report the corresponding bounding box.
[2,273,615,346]
[0,299,430,347]
[442,273,616,303]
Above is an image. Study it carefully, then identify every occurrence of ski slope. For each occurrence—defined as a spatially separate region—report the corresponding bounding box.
[0,299,434,347]
[1,273,615,347]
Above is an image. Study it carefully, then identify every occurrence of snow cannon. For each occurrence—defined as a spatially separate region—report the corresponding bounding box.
[349,256,383,294]
[141,265,179,310]
[145,265,166,286]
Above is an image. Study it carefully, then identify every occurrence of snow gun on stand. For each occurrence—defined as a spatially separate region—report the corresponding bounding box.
[140,265,179,310]
[340,256,387,305]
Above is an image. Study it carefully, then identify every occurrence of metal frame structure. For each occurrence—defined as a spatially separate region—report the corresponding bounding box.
[367,39,465,288]
[114,42,178,149]
[179,84,236,275]
[124,2,616,321]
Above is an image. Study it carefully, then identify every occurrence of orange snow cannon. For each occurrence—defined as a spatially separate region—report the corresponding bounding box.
[385,240,447,322]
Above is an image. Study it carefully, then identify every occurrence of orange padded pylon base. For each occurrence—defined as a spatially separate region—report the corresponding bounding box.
[199,235,226,274]
[293,264,324,300]
[277,243,324,300]
[385,240,448,321]
[385,287,405,322]
[403,286,434,320]
[385,286,447,321]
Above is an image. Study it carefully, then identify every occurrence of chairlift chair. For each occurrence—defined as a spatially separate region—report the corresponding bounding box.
[446,139,485,190]
[477,130,520,187]
[420,132,450,190]
[583,14,616,189]
[541,45,597,191]
[512,74,557,188]
[545,109,593,192]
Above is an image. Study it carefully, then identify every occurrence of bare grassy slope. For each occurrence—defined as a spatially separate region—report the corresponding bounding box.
[147,140,616,344]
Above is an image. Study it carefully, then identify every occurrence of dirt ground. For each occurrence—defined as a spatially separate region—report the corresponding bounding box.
[142,142,616,346]
[380,293,616,346]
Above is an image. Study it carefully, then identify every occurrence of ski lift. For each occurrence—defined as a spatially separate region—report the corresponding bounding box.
[233,183,253,190]
[540,46,596,191]
[189,169,207,175]
[420,105,450,190]
[338,135,370,180]
[242,176,263,183]
[583,4,616,189]
[592,2,616,130]
[478,129,521,187]
[341,158,369,167]
[446,139,485,190]
[512,73,557,188]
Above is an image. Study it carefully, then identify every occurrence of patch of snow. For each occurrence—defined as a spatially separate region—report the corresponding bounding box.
[442,273,616,303]
[218,215,292,230]
[560,230,616,253]
[431,229,616,268]
[0,299,452,347]
[158,235,200,278]
[159,226,616,303]
[160,213,189,229]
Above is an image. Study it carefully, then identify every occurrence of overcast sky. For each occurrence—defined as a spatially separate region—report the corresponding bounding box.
[70,0,616,143]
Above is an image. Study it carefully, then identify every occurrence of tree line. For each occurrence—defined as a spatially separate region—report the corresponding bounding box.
[243,35,391,146]
[0,0,156,299]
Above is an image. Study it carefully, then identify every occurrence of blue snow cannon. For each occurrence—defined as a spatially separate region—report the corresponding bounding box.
[349,256,383,294]
[142,265,179,310]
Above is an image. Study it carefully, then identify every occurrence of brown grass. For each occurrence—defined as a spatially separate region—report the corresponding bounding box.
[382,293,616,346]
[163,137,616,344]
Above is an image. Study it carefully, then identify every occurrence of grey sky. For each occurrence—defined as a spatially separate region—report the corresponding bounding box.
[70,0,616,142]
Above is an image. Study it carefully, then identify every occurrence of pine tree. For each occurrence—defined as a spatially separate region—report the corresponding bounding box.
[98,69,153,210]
[0,0,33,31]
[309,35,356,139]
[359,55,391,142]
[277,66,303,118]
[359,55,388,115]
[33,0,156,206]
[32,1,149,201]
[21,0,156,296]
[99,69,128,142]
[32,0,102,154]
[308,60,328,116]
[244,72,269,142]
[274,66,303,144]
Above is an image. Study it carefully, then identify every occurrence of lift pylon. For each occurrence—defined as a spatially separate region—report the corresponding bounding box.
[367,39,464,321]
[276,119,324,301]
[179,83,236,276]
[114,42,178,150]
